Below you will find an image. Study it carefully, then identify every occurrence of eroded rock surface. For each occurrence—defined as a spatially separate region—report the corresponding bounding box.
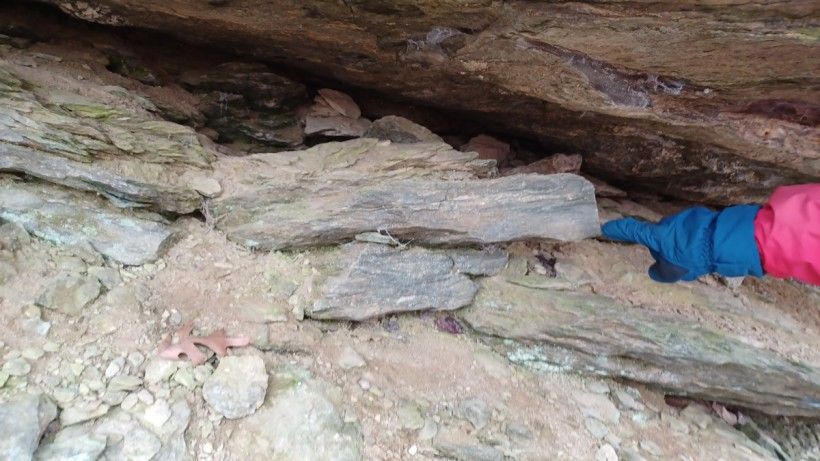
[0,62,215,213]
[213,139,599,250]
[0,180,173,265]
[460,276,820,417]
[32,0,820,203]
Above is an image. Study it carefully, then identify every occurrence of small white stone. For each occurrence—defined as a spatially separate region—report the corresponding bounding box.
[337,346,366,370]
[121,393,139,410]
[595,444,618,461]
[143,399,172,429]
[408,445,418,456]
[143,359,178,384]
[137,389,155,405]
[127,351,145,368]
[358,379,371,390]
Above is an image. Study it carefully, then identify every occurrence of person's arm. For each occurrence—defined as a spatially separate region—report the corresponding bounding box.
[601,184,820,286]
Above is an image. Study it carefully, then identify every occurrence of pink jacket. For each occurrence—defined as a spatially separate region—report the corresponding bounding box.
[754,184,820,285]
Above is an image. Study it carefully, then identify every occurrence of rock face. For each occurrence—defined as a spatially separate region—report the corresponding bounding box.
[460,276,820,417]
[0,180,173,265]
[309,244,508,321]
[213,139,599,250]
[33,0,820,203]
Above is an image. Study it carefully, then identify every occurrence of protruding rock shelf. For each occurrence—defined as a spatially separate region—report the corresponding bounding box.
[0,180,173,265]
[460,277,820,417]
[213,139,600,250]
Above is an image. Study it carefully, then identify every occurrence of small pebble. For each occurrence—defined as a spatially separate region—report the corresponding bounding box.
[595,443,618,461]
[127,351,145,368]
[358,379,371,390]
[337,346,366,369]
[137,389,155,405]
[105,357,125,379]
[22,347,44,360]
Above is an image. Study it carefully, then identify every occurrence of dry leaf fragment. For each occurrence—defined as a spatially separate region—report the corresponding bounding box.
[317,88,361,119]
[158,322,250,365]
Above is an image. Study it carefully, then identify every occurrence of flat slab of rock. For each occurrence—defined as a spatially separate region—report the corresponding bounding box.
[35,274,102,316]
[460,277,820,417]
[309,244,507,321]
[0,180,173,265]
[213,139,598,250]
[0,63,215,213]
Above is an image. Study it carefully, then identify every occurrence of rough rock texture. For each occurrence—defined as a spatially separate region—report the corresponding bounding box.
[33,0,820,203]
[0,62,215,213]
[226,367,362,461]
[309,243,507,321]
[0,393,58,461]
[34,426,107,461]
[0,180,173,265]
[202,355,268,419]
[213,139,599,250]
[460,276,820,417]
